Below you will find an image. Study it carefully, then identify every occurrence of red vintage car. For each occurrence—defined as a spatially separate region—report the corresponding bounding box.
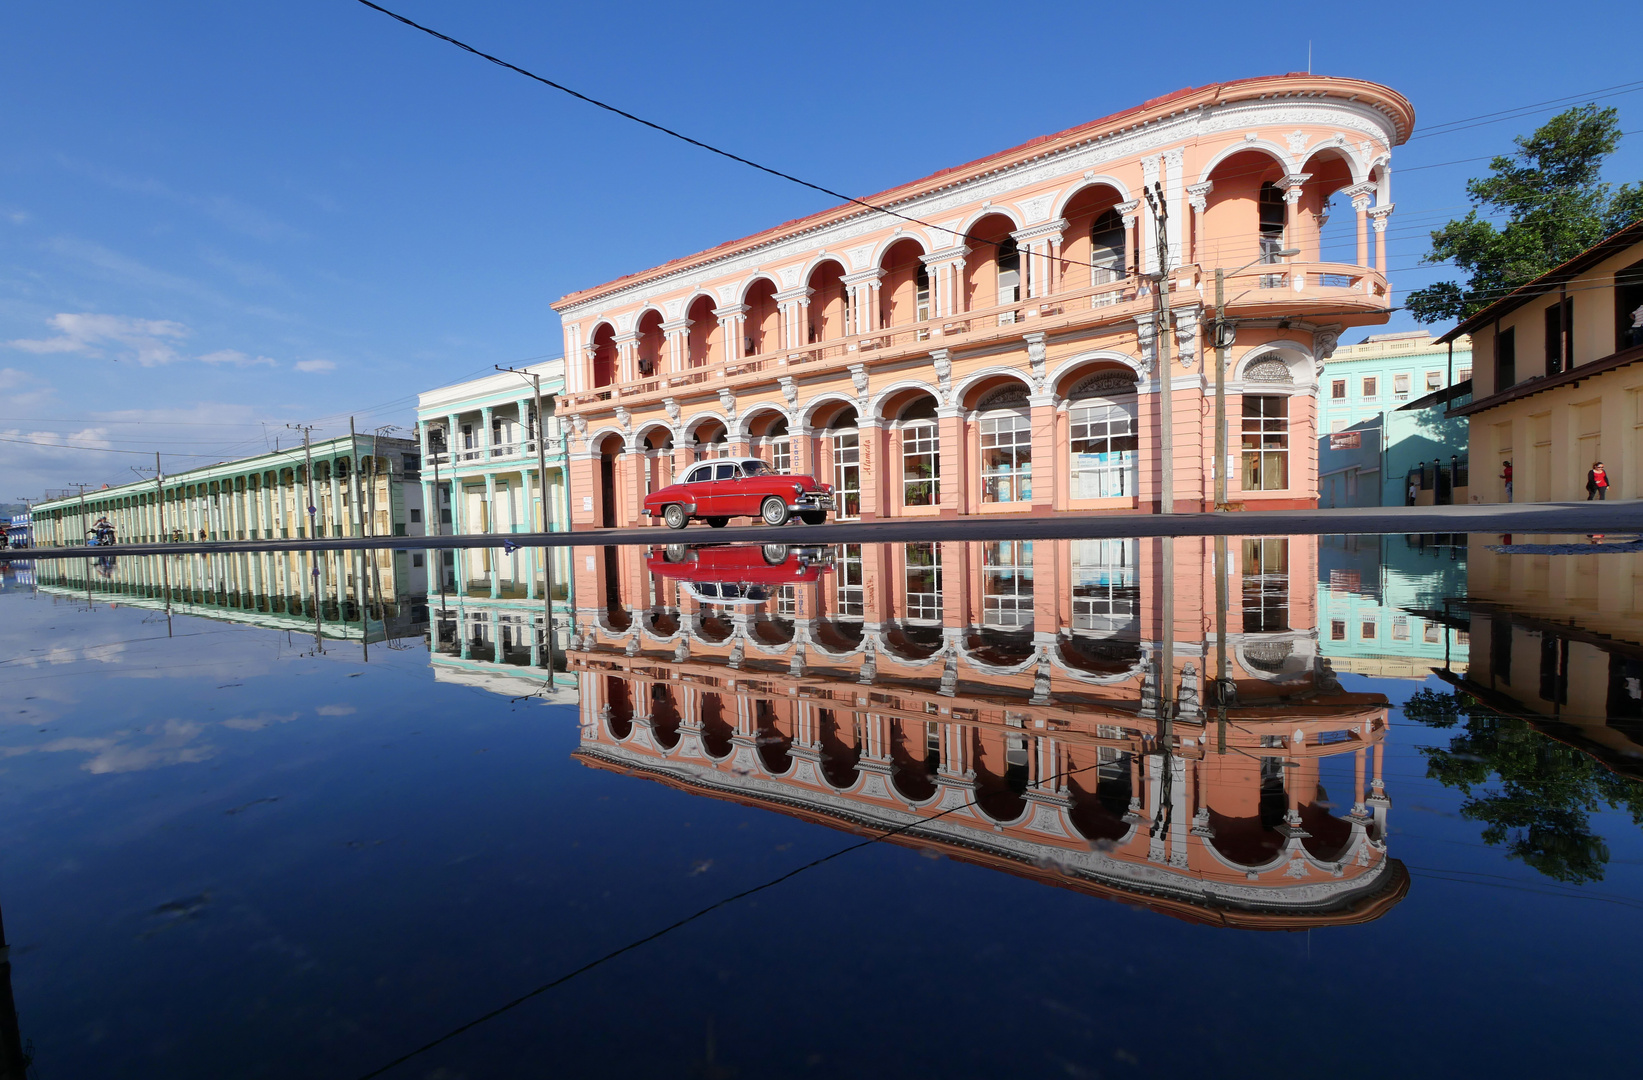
[647,542,832,605]
[642,457,834,530]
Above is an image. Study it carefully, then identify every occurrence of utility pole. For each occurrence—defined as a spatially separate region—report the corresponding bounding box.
[154,453,167,542]
[288,424,317,539]
[1214,269,1230,510]
[1143,182,1174,514]
[1214,533,1228,754]
[348,417,362,540]
[496,363,557,682]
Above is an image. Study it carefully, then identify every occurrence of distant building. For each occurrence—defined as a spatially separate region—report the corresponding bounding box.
[1317,534,1469,679]
[28,434,424,547]
[1444,218,1643,502]
[1317,332,1472,507]
[4,512,29,548]
[414,359,572,626]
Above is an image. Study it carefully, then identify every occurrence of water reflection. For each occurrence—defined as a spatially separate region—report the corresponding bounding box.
[1399,534,1643,883]
[32,549,428,646]
[567,537,1407,927]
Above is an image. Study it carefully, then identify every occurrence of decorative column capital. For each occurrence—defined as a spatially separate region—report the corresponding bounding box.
[1280,172,1312,198]
[1115,199,1141,227]
[1185,181,1213,214]
[921,245,971,265]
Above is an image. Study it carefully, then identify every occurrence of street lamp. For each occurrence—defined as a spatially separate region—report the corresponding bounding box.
[1212,248,1299,510]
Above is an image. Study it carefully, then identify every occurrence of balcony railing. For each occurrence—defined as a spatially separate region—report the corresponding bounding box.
[424,438,563,470]
[565,261,1386,413]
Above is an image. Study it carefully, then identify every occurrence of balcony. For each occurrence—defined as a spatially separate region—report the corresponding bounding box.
[424,438,564,471]
[564,261,1386,414]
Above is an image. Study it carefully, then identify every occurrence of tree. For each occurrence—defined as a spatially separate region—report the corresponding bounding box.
[1406,105,1643,325]
[1402,687,1643,884]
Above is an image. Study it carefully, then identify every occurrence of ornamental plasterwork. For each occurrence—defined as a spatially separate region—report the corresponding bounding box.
[1162,146,1184,171]
[1016,193,1056,224]
[1285,130,1309,155]
[776,264,804,289]
[663,298,685,320]
[978,385,1030,411]
[559,100,1399,321]
[845,244,875,271]
[1069,371,1139,399]
[1141,155,1160,186]
[1246,357,1294,383]
[779,376,799,407]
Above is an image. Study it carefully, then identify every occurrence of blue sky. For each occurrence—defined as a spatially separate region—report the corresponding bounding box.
[3,0,1641,496]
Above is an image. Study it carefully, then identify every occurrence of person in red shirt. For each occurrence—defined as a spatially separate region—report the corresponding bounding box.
[1587,461,1610,501]
[1501,460,1513,502]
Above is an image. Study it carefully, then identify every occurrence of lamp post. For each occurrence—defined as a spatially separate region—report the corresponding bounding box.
[1213,248,1298,510]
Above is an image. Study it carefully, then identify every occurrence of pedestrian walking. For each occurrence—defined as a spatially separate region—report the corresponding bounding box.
[1408,479,1419,505]
[1501,460,1513,503]
[1587,461,1610,501]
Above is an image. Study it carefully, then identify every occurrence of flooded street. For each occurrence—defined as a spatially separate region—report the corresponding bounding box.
[2,533,1641,1078]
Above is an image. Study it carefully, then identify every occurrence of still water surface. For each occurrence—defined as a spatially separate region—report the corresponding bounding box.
[1,533,1640,1078]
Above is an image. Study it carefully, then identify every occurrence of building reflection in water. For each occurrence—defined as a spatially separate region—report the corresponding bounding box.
[0,898,32,1079]
[33,549,428,647]
[424,543,575,694]
[565,537,1408,928]
[1440,535,1643,781]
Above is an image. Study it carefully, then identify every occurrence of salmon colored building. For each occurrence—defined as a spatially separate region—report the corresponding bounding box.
[551,74,1413,526]
[565,536,1406,925]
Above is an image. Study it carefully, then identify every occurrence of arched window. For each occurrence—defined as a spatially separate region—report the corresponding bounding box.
[899,398,939,507]
[1258,182,1286,263]
[834,543,864,617]
[904,542,941,622]
[1070,539,1138,635]
[763,416,791,474]
[982,540,1032,627]
[996,237,1021,305]
[828,408,861,519]
[1241,393,1289,490]
[1068,392,1137,499]
[1091,208,1127,286]
[915,264,931,323]
[978,389,1031,503]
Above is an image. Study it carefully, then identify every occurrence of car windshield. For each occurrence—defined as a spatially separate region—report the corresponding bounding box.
[741,459,771,476]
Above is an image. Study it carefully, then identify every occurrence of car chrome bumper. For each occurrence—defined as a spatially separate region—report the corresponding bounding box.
[787,494,834,511]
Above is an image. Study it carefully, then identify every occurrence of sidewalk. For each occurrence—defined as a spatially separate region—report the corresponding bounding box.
[15,500,1642,561]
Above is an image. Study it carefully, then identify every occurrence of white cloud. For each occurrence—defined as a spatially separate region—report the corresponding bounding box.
[315,704,356,716]
[4,312,189,366]
[294,359,335,373]
[199,349,277,368]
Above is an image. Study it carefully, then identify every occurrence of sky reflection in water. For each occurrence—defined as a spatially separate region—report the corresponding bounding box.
[1,533,1641,1079]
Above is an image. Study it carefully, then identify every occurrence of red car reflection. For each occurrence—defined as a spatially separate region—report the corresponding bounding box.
[647,543,833,606]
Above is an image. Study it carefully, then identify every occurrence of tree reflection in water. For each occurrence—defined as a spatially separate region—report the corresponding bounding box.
[1404,688,1643,884]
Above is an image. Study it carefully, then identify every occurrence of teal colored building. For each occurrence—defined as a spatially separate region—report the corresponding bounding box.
[1316,534,1469,680]
[1317,332,1473,507]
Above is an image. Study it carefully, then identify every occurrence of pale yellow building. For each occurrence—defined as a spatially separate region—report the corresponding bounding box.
[1444,219,1643,502]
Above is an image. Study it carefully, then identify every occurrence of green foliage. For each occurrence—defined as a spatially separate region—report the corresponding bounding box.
[1402,687,1643,883]
[1406,106,1643,325]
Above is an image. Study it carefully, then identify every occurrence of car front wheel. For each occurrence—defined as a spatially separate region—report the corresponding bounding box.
[663,505,689,530]
[760,496,790,526]
[799,511,827,525]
